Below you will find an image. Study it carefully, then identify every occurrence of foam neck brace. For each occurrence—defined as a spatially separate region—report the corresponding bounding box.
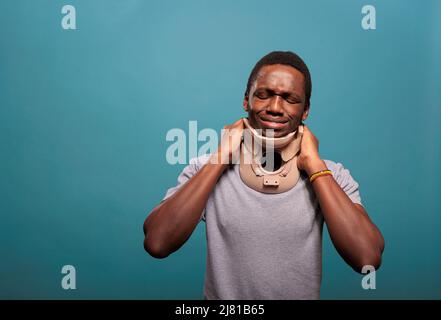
[239,118,303,194]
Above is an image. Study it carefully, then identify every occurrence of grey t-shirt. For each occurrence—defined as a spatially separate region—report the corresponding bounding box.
[163,154,362,300]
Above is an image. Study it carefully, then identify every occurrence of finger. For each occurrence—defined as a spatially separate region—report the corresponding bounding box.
[233,118,244,129]
[225,118,242,128]
[234,118,244,125]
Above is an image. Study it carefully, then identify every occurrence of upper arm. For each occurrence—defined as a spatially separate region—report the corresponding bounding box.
[161,155,210,222]
[325,160,363,206]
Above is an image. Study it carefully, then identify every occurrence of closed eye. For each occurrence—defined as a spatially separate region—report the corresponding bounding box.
[284,95,301,104]
[254,89,302,104]
[254,90,271,100]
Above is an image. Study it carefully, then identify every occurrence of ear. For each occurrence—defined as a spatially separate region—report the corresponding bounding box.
[243,96,249,112]
[301,104,310,121]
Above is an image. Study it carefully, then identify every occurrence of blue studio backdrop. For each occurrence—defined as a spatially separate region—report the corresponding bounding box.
[0,0,440,299]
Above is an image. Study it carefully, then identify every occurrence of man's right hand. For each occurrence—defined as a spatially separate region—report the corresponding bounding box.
[210,118,245,165]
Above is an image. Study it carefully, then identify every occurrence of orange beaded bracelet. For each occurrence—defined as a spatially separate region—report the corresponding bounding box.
[309,170,332,183]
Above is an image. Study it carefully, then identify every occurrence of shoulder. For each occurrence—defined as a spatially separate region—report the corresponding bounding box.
[323,159,345,173]
[162,153,213,201]
[323,159,351,173]
[323,159,363,205]
[323,159,360,187]
[188,153,212,171]
[178,153,212,177]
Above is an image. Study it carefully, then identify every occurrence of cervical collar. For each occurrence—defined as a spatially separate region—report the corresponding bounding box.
[239,118,303,194]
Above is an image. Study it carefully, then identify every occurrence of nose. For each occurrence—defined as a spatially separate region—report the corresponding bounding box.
[267,95,284,114]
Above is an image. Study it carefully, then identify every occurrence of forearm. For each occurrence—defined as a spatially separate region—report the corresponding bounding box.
[307,159,384,271]
[144,159,226,258]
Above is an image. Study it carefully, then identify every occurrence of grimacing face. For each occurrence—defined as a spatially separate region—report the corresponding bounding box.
[243,64,310,138]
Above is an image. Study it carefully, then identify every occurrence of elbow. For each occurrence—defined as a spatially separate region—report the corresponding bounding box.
[143,236,170,259]
[353,250,383,274]
[143,209,170,259]
[351,234,385,274]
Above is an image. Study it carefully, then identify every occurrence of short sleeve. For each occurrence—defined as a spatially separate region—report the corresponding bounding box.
[162,154,211,222]
[323,159,363,206]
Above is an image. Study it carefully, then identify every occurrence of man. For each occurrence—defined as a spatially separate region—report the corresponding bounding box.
[143,51,385,299]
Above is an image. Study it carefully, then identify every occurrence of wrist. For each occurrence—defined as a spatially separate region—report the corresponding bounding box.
[304,158,327,176]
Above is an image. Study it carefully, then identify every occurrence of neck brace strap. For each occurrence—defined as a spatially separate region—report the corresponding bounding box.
[239,118,303,194]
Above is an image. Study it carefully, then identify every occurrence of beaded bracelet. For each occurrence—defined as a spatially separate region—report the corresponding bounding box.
[309,170,332,183]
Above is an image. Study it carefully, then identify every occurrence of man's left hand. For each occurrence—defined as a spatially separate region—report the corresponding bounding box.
[297,124,328,176]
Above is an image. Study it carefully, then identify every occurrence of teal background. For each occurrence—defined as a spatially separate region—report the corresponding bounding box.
[1,0,440,299]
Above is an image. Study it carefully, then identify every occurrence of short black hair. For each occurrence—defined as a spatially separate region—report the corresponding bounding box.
[245,51,312,106]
